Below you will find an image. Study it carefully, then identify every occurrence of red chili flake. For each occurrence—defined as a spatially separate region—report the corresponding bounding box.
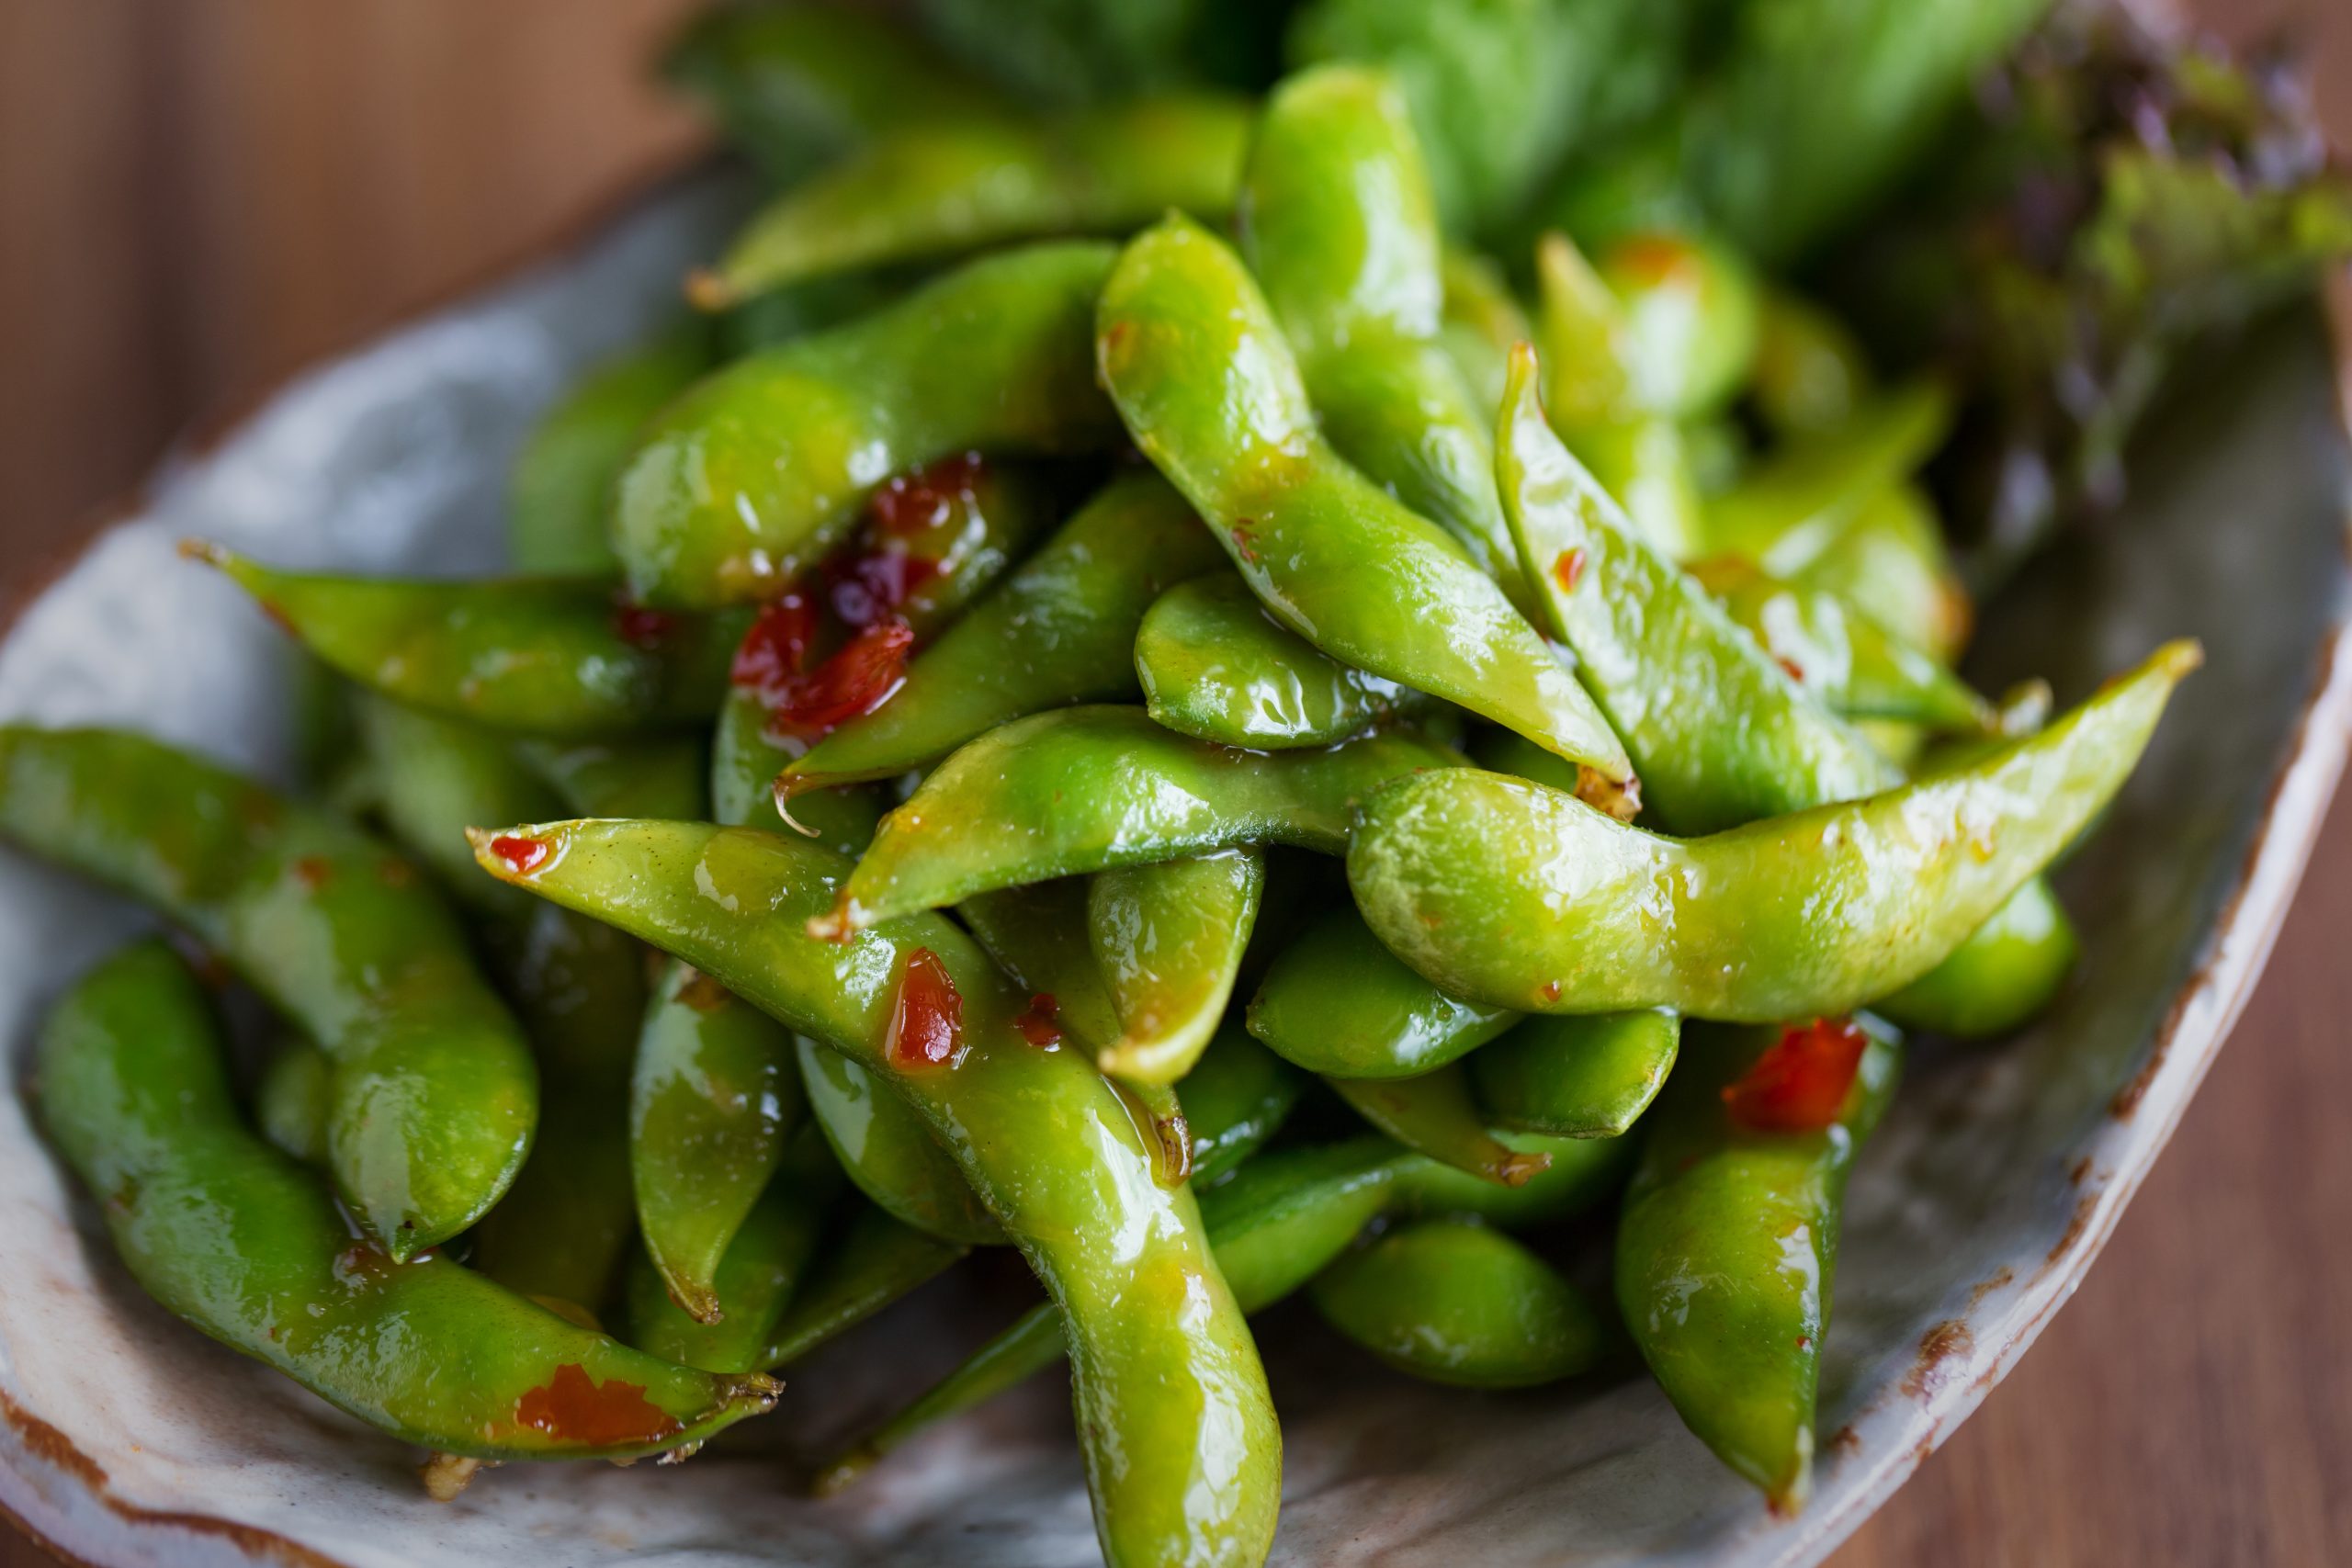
[869,452,985,539]
[1541,979,1563,1003]
[887,947,965,1069]
[1012,992,1063,1048]
[487,835,550,877]
[1613,233,1698,288]
[290,854,334,892]
[1723,1018,1869,1134]
[1229,523,1261,565]
[729,592,821,697]
[1777,656,1806,683]
[763,620,912,740]
[676,968,731,1014]
[514,1363,683,1448]
[825,544,944,629]
[1553,548,1587,594]
[611,601,681,651]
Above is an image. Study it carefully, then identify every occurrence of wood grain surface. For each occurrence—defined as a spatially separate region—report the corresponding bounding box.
[0,5,2345,1566]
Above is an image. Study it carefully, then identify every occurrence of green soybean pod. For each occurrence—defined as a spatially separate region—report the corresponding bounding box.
[1470,1009,1682,1140]
[632,962,810,1323]
[1136,575,1430,749]
[1437,247,1529,413]
[616,242,1122,608]
[471,818,1279,1568]
[1097,214,1634,803]
[1699,381,1951,581]
[1348,642,2194,1020]
[1088,848,1264,1086]
[1329,1065,1549,1189]
[1310,1218,1611,1389]
[623,1128,844,1374]
[1239,65,1522,597]
[703,97,1251,306]
[509,329,712,577]
[38,941,773,1460]
[1873,874,2080,1038]
[1175,1021,1309,1187]
[1246,906,1517,1078]
[780,472,1227,797]
[761,1201,971,1369]
[254,1040,331,1167]
[813,708,1460,937]
[797,1038,1006,1247]
[0,728,535,1258]
[1618,1018,1902,1508]
[1795,481,1972,666]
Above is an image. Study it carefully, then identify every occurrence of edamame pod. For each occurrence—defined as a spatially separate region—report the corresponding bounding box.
[1088,848,1263,1085]
[1309,1218,1610,1389]
[1499,344,1896,836]
[523,735,709,821]
[1699,382,1951,579]
[1329,1066,1547,1188]
[471,819,1280,1568]
[797,1039,1005,1247]
[1470,1009,1682,1140]
[616,243,1121,606]
[1437,247,1528,412]
[1136,575,1429,750]
[624,1128,843,1373]
[1618,1017,1903,1508]
[814,706,1458,936]
[1873,874,2079,1038]
[1096,215,1634,803]
[1689,556,1993,731]
[1794,481,1971,666]
[1749,290,1871,439]
[632,961,810,1322]
[703,97,1250,305]
[39,942,772,1460]
[780,473,1227,796]
[1175,1021,1308,1187]
[255,1040,331,1166]
[761,1201,970,1368]
[197,546,741,739]
[1347,641,2196,1020]
[0,728,535,1257]
[1239,66,1521,594]
[509,330,712,576]
[355,694,561,916]
[1246,906,1516,1078]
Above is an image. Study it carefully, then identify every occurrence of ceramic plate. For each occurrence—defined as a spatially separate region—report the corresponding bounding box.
[0,168,2346,1568]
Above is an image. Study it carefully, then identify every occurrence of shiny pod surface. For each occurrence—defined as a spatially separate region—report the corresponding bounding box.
[0,728,535,1258]
[38,942,774,1460]
[1246,906,1516,1078]
[1348,642,2196,1019]
[1088,848,1265,1085]
[1471,1009,1683,1140]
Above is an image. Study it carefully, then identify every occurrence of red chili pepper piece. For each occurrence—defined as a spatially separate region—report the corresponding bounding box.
[1723,1018,1868,1133]
[513,1363,683,1447]
[1012,992,1063,1048]
[888,947,965,1069]
[487,835,549,876]
[868,451,987,539]
[764,620,913,739]
[610,602,681,651]
[825,545,944,629]
[1553,548,1587,593]
[730,593,820,698]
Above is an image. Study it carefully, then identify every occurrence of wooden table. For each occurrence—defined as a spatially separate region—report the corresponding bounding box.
[2,5,2346,1564]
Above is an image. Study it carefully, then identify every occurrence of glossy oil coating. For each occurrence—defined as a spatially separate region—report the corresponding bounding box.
[1136,575,1428,749]
[1347,641,2196,1018]
[781,472,1227,795]
[471,819,1279,1568]
[1246,905,1515,1078]
[0,728,535,1258]
[616,243,1122,606]
[1498,344,1896,836]
[1471,1008,1682,1139]
[198,547,741,738]
[1617,1018,1902,1507]
[816,705,1459,935]
[1238,66,1521,596]
[37,942,774,1460]
[1309,1218,1610,1388]
[1096,214,1633,797]
[1089,848,1264,1085]
[797,1038,1005,1247]
[707,96,1251,304]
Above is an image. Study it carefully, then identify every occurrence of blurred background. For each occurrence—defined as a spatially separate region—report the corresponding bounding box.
[0,3,2346,1564]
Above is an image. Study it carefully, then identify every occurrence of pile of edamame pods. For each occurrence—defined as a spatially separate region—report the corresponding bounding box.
[22,4,2349,1564]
